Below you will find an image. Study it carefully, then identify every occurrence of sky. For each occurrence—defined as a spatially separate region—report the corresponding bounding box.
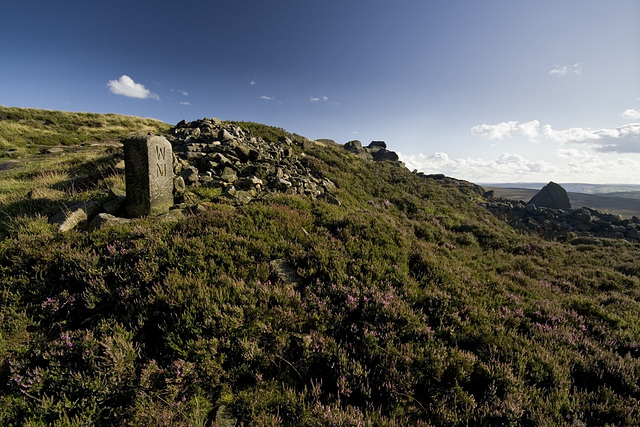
[1,0,639,184]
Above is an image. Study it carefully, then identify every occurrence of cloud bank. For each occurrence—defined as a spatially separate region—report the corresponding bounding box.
[471,120,540,140]
[398,150,638,184]
[471,120,640,153]
[399,151,555,182]
[107,75,159,100]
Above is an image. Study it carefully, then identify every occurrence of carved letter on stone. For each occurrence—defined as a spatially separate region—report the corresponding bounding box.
[124,135,174,217]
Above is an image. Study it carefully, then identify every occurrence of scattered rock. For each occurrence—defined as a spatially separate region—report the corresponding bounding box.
[481,198,640,242]
[167,118,338,205]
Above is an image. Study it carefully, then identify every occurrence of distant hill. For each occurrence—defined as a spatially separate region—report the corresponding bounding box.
[485,185,640,218]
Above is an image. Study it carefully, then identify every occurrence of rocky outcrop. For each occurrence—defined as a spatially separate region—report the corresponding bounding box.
[527,182,571,210]
[481,199,640,242]
[341,140,403,165]
[167,118,338,205]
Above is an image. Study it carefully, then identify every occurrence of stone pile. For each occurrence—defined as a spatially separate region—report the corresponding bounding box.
[167,118,339,205]
[481,199,640,242]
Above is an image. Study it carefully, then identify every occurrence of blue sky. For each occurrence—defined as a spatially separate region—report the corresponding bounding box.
[1,0,639,184]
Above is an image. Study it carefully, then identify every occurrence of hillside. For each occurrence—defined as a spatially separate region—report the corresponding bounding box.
[1,108,639,425]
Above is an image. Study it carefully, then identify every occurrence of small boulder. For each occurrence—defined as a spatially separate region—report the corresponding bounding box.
[344,140,363,151]
[371,149,399,162]
[368,141,387,149]
[49,201,101,232]
[89,213,132,230]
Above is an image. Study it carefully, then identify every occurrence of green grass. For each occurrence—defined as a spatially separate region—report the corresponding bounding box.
[0,106,170,155]
[0,108,639,425]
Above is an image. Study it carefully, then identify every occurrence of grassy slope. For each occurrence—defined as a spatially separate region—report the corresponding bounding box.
[0,108,639,425]
[0,106,169,155]
[0,107,170,237]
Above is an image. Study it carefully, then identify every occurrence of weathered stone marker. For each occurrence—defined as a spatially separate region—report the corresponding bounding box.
[124,135,174,216]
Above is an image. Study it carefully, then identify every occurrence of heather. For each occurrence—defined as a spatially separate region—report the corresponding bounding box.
[0,109,639,425]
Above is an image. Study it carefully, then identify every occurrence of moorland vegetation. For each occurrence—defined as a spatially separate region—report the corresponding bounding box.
[0,107,639,425]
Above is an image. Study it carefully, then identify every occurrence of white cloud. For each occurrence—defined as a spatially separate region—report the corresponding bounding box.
[399,149,639,183]
[556,148,639,175]
[260,95,274,101]
[543,123,640,152]
[177,90,188,96]
[473,118,640,153]
[398,151,555,182]
[180,101,191,106]
[549,62,582,76]
[310,96,329,102]
[541,125,603,143]
[470,121,517,140]
[621,109,640,120]
[250,80,256,86]
[107,75,159,100]
[470,120,540,140]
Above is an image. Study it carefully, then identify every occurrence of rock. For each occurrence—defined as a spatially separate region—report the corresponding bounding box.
[173,176,186,196]
[371,148,399,162]
[625,227,640,241]
[109,186,126,198]
[180,166,199,184]
[49,201,101,232]
[573,209,592,224]
[318,192,341,205]
[215,405,236,427]
[102,196,126,215]
[114,160,126,173]
[45,147,64,154]
[270,259,302,285]
[344,140,363,151]
[234,144,251,161]
[238,175,263,189]
[220,167,238,183]
[321,179,337,194]
[219,129,234,141]
[158,209,186,222]
[368,141,387,149]
[89,213,132,230]
[527,182,571,210]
